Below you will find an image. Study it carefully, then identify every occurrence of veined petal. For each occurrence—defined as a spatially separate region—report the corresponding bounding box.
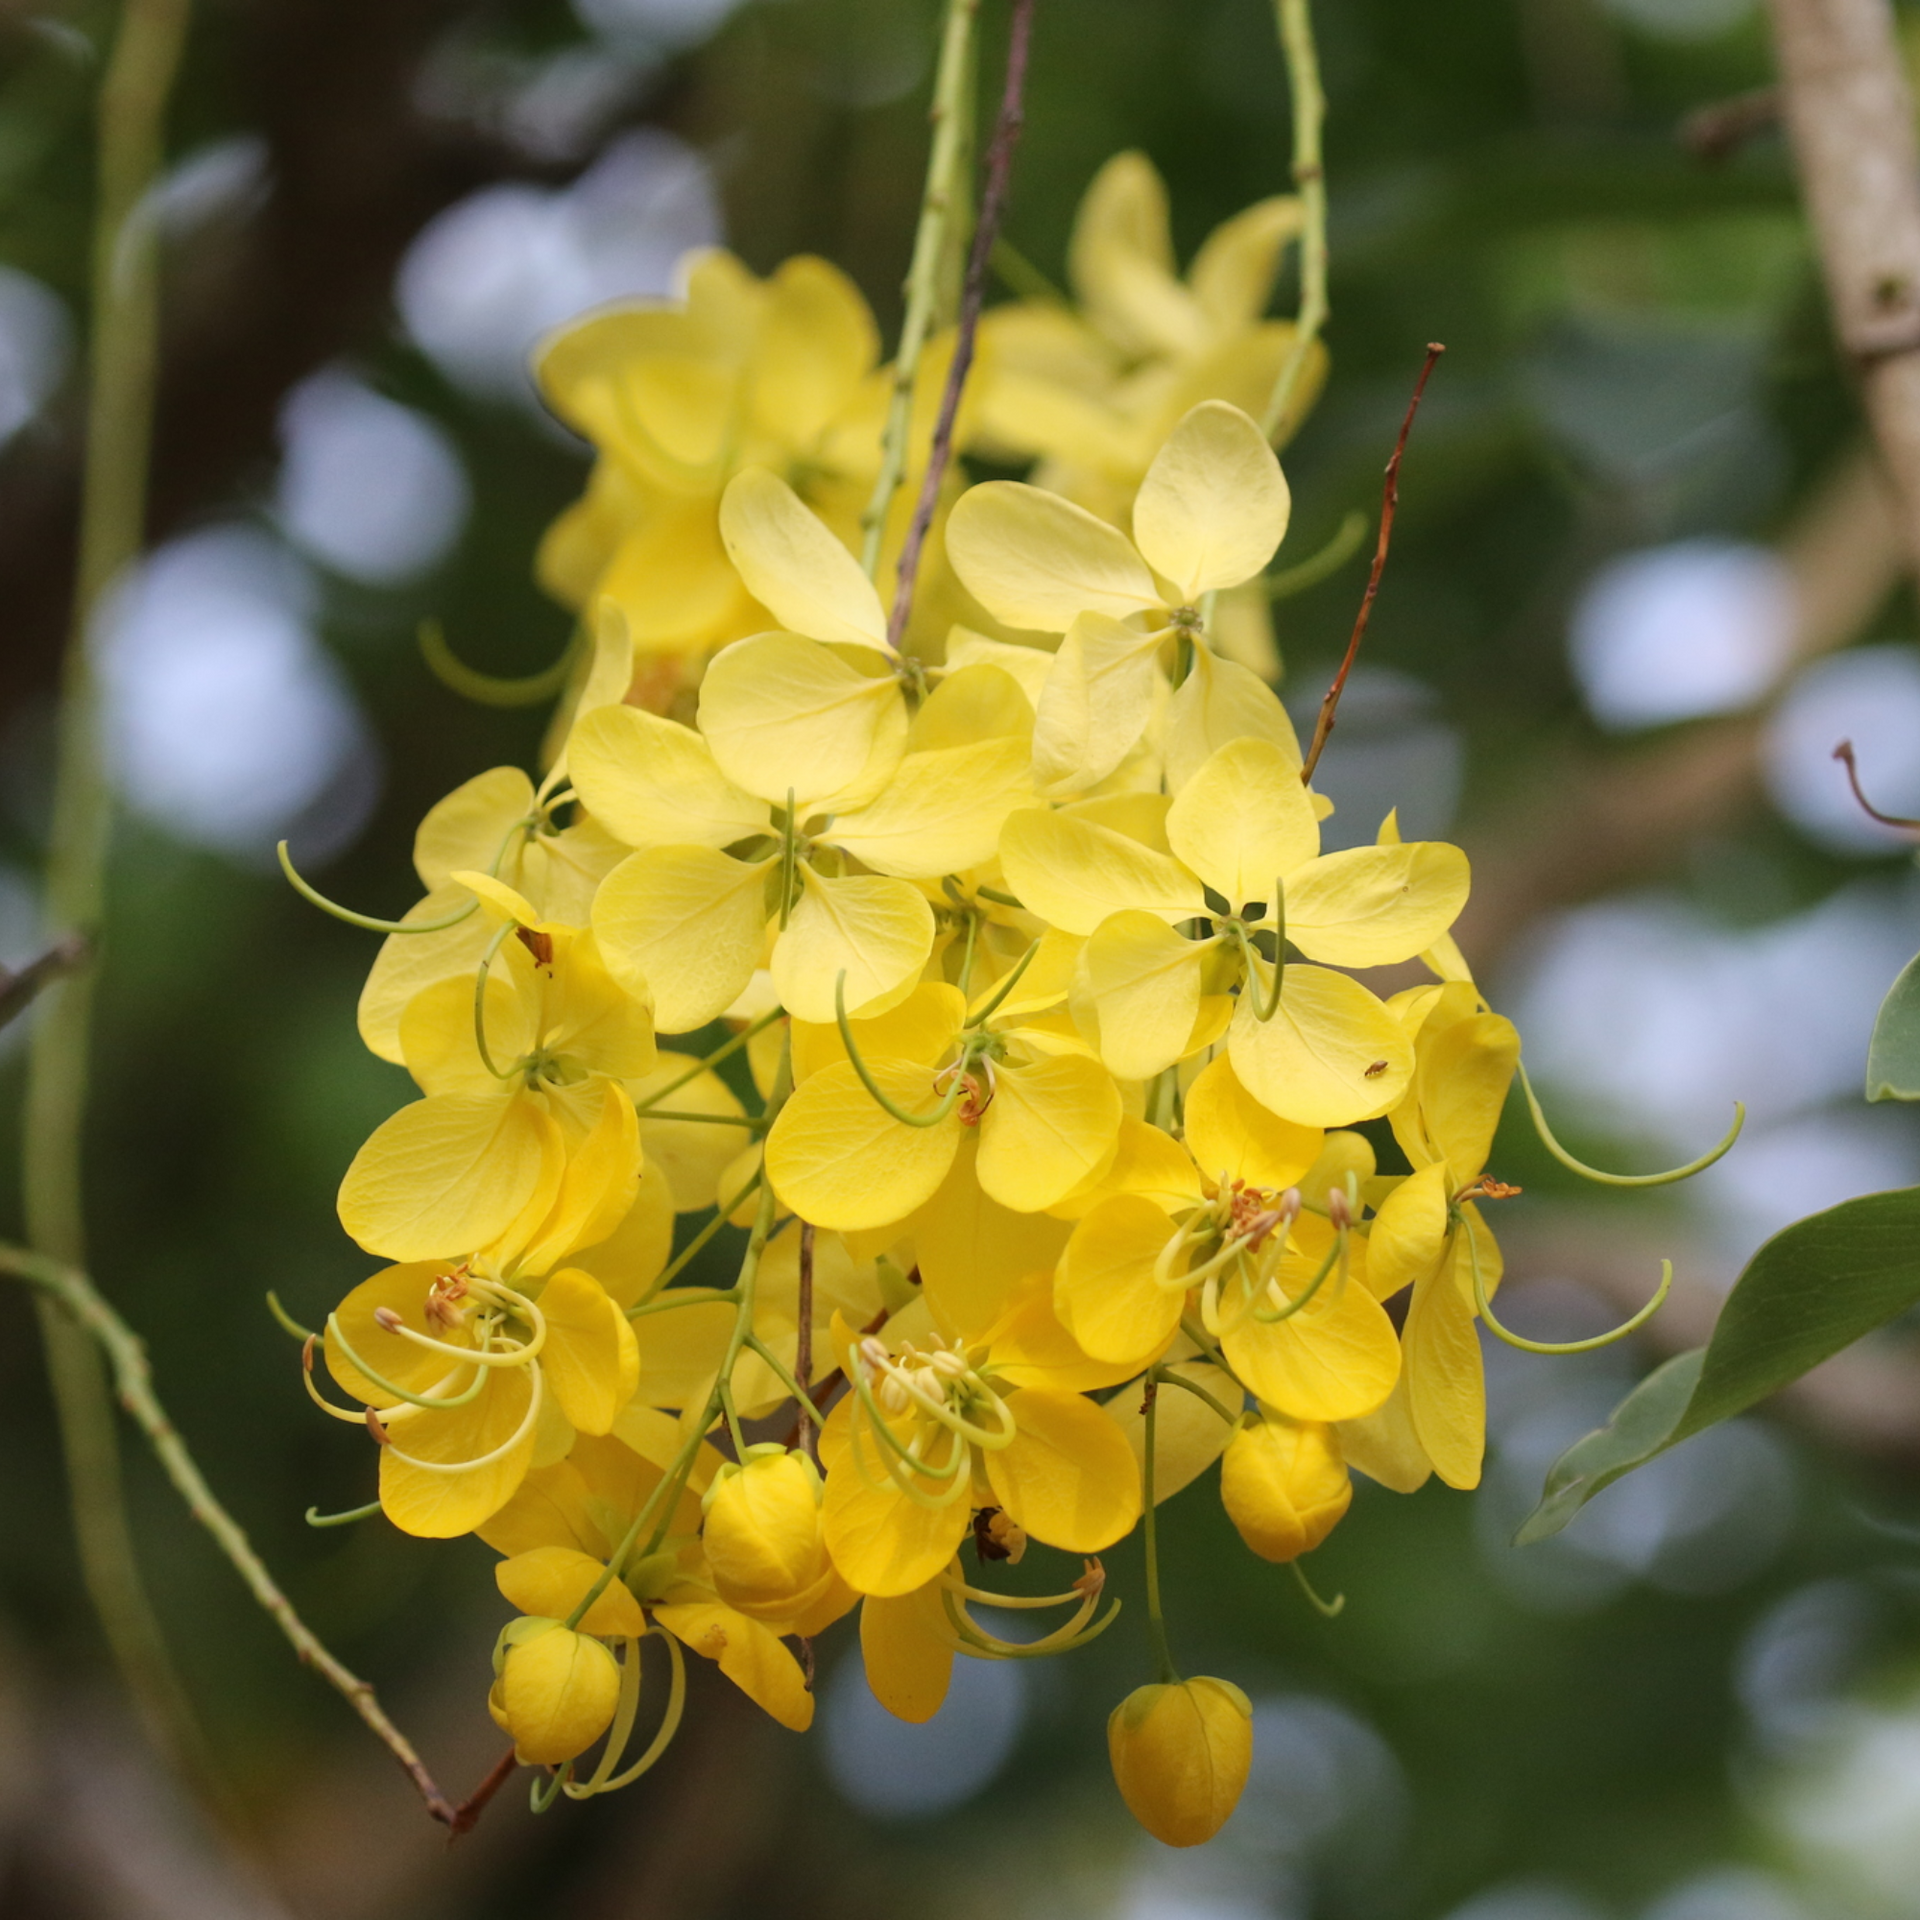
[535,1267,639,1436]
[1406,1008,1519,1184]
[1219,1258,1401,1423]
[818,1397,972,1596]
[911,1134,1069,1341]
[570,1174,674,1308]
[1404,1242,1485,1491]
[338,1092,561,1262]
[592,847,769,1034]
[540,929,657,1081]
[765,1058,961,1232]
[794,980,965,1084]
[1227,966,1414,1128]
[1105,1360,1242,1502]
[414,767,537,890]
[570,706,767,852]
[1285,843,1471,970]
[1031,611,1166,796]
[507,1079,644,1277]
[378,1366,538,1538]
[860,1582,954,1724]
[1333,1373,1434,1494]
[943,629,1054,709]
[1132,401,1291,601]
[1365,1161,1450,1302]
[357,885,498,1066]
[655,1599,816,1731]
[985,1269,1141,1391]
[1055,1193,1185,1367]
[1080,912,1207,1082]
[748,255,878,452]
[400,967,533,1098]
[1166,736,1319,908]
[1189,196,1305,332]
[829,736,1033,878]
[986,1388,1142,1552]
[1162,645,1303,793]
[909,661,1035,751]
[999,808,1203,937]
[1182,1053,1322,1194]
[702,634,906,814]
[717,467,887,648]
[496,1545,645,1637]
[633,1052,752,1210]
[773,870,934,1024]
[977,1052,1123,1213]
[946,481,1160,632]
[1051,1115,1206,1219]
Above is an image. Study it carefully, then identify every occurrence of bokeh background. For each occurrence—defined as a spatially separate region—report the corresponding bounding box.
[4,0,1920,1915]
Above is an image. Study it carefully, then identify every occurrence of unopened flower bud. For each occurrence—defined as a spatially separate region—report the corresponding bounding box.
[1107,1676,1253,1847]
[1220,1413,1351,1563]
[487,1619,620,1766]
[702,1447,833,1622]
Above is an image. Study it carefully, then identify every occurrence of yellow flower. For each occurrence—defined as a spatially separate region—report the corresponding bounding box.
[948,400,1292,795]
[817,1277,1141,1597]
[1107,1675,1254,1848]
[975,152,1326,524]
[1219,1412,1352,1562]
[764,980,1124,1232]
[1361,981,1522,1490]
[1054,1054,1399,1423]
[489,1619,623,1766]
[701,1445,855,1630]
[999,740,1469,1121]
[337,877,655,1266]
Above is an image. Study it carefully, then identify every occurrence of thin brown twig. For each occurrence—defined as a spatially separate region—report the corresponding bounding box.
[1299,342,1445,785]
[886,0,1036,649]
[447,1746,519,1840]
[0,934,90,1032]
[1679,86,1781,163]
[0,1241,510,1837]
[1834,738,1920,829]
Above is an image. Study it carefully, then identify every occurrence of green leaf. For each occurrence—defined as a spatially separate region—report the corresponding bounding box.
[1517,1185,1920,1544]
[1867,952,1920,1101]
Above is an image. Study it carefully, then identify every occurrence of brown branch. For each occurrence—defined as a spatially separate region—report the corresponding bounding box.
[1298,342,1444,785]
[1679,86,1781,163]
[885,0,1036,649]
[0,934,90,1032]
[1769,0,1920,569]
[446,1746,519,1840]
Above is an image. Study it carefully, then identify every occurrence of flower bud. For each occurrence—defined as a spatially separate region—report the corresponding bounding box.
[1219,1413,1351,1563]
[487,1619,621,1766]
[1107,1677,1253,1847]
[703,1446,834,1621]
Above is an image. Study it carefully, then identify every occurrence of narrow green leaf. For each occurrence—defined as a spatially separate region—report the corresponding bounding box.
[1867,951,1920,1101]
[1517,1186,1920,1543]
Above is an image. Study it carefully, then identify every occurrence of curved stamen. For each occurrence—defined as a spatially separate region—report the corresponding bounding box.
[966,937,1041,1024]
[1252,1232,1345,1325]
[1516,1062,1744,1188]
[379,1365,544,1475]
[938,1581,1121,1659]
[278,841,481,937]
[266,1290,316,1341]
[848,1377,973,1508]
[567,1631,644,1799]
[836,971,968,1129]
[591,1631,687,1794]
[850,1367,972,1483]
[1465,1218,1672,1355]
[1231,889,1287,1022]
[473,920,521,1081]
[420,616,581,708]
[324,1316,497,1408]
[864,1348,1017,1451]
[1290,1558,1345,1618]
[305,1499,383,1528]
[1152,1217,1213,1292]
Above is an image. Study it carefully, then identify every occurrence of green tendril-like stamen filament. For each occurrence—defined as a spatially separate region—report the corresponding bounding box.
[419,618,582,708]
[861,1348,1017,1452]
[836,971,969,1128]
[473,920,519,1080]
[1290,1557,1346,1618]
[589,1631,687,1795]
[848,1373,973,1507]
[632,1009,782,1116]
[1252,1232,1345,1325]
[1149,1366,1245,1429]
[966,937,1042,1025]
[530,1761,572,1814]
[631,1177,763,1312]
[304,1499,384,1529]
[1465,1218,1673,1356]
[1516,1062,1744,1188]
[936,1575,1121,1659]
[567,1630,644,1800]
[777,792,798,931]
[266,1290,316,1341]
[1234,933,1286,1022]
[319,1318,493,1410]
[378,1365,544,1476]
[278,841,481,937]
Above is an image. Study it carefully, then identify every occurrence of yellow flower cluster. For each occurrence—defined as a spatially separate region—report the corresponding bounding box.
[294,155,1678,1845]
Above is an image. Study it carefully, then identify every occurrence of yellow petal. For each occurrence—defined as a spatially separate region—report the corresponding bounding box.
[378,1365,539,1538]
[1051,1115,1206,1220]
[569,1174,674,1309]
[793,980,965,1084]
[1162,644,1303,793]
[592,847,769,1034]
[1333,1372,1434,1494]
[946,480,1160,632]
[911,1133,1068,1339]
[493,1621,622,1765]
[398,967,531,1099]
[765,1059,960,1232]
[830,736,1034,878]
[1080,912,1207,1081]
[1132,401,1290,602]
[1285,843,1471,970]
[984,1269,1141,1392]
[1182,1053,1322,1194]
[1404,1244,1484,1490]
[977,1052,1123,1213]
[1364,1161,1451,1302]
[507,1078,644,1277]
[943,628,1055,708]
[818,1400,972,1596]
[538,930,658,1081]
[1166,736,1320,908]
[569,705,768,851]
[1055,1194,1185,1366]
[999,807,1203,937]
[633,1053,751,1211]
[772,869,934,1025]
[717,467,887,648]
[357,886,498,1066]
[1227,965,1413,1127]
[654,1599,815,1731]
[630,1297,735,1412]
[496,1545,645,1636]
[338,1092,561,1262]
[1219,1413,1350,1563]
[1190,196,1305,331]
[1218,1257,1400,1423]
[324,1261,477,1407]
[748,255,878,450]
[1031,611,1166,795]
[414,767,537,889]
[698,631,906,808]
[1106,1360,1242,1501]
[910,661,1035,751]
[477,1457,602,1557]
[859,1582,954,1724]
[535,1267,639,1435]
[1402,1008,1520,1184]
[985,1387,1142,1552]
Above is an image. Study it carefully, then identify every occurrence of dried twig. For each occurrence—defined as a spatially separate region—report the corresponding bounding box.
[886,0,1036,648]
[1679,86,1781,163]
[0,934,89,1032]
[1833,738,1920,829]
[1298,342,1444,785]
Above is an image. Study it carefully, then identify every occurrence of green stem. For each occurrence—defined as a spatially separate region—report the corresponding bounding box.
[1262,0,1327,442]
[632,1009,782,1115]
[630,1172,764,1312]
[0,1245,469,1829]
[1140,1384,1180,1685]
[23,0,208,1795]
[859,0,981,579]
